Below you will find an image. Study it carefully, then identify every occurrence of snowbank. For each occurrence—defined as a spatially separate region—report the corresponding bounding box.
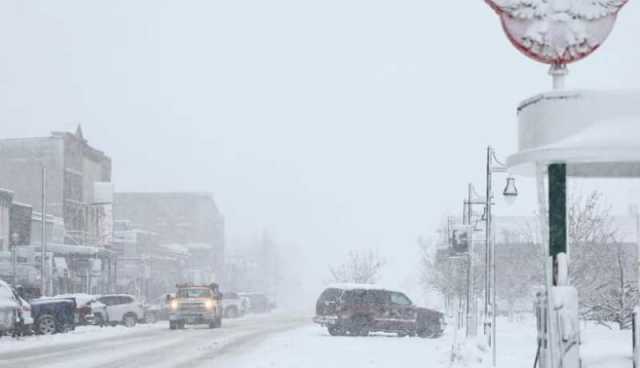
[450,336,491,368]
[0,323,164,354]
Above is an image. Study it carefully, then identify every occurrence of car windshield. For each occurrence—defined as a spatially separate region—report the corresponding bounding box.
[177,288,211,299]
[318,288,342,303]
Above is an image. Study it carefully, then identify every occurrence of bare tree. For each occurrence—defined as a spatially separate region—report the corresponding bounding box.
[566,191,638,329]
[329,249,386,284]
[419,233,479,314]
[494,227,544,320]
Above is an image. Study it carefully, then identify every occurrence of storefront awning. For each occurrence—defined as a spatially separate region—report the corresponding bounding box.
[28,243,113,257]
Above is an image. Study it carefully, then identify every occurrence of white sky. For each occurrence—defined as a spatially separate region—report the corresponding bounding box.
[1,1,640,301]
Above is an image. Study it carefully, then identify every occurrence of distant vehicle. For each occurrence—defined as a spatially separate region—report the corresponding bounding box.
[0,280,19,337]
[221,292,245,318]
[313,284,445,338]
[238,292,274,313]
[143,293,173,323]
[29,297,76,335]
[168,285,222,329]
[94,294,144,327]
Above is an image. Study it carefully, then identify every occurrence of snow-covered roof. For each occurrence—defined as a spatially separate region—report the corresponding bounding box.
[158,243,190,255]
[25,243,112,256]
[326,283,390,291]
[508,90,640,177]
[51,293,98,307]
[182,243,213,250]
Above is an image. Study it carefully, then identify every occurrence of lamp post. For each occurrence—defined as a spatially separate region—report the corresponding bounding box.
[463,183,487,338]
[464,147,517,366]
[11,232,20,286]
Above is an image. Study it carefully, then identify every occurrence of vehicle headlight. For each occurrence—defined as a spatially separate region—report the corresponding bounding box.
[205,300,215,310]
[170,300,179,310]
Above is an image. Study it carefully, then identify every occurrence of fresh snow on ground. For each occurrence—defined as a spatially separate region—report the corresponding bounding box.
[450,317,633,368]
[0,323,164,355]
[213,324,452,368]
[0,313,634,367]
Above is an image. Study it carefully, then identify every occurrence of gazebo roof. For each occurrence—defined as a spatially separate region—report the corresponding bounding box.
[508,90,640,177]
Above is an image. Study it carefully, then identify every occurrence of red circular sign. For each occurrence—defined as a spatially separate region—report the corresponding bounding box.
[486,0,628,65]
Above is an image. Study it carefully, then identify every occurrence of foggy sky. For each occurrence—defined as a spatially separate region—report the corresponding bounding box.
[2,1,640,301]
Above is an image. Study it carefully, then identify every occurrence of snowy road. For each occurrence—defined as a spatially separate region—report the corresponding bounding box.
[0,312,456,368]
[216,324,452,368]
[0,313,307,368]
[9,314,615,368]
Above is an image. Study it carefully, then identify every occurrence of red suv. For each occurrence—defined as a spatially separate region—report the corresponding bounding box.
[313,285,445,338]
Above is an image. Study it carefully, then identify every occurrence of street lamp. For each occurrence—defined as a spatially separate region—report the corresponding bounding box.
[11,232,20,286]
[484,146,517,367]
[502,177,518,205]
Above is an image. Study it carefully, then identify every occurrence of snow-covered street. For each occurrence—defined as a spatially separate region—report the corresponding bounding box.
[0,311,455,368]
[0,311,634,368]
[217,323,452,368]
[0,313,306,368]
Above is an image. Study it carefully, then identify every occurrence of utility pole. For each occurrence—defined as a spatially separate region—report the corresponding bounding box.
[41,167,47,297]
[633,205,640,294]
[11,233,18,286]
[484,147,493,339]
[465,183,474,337]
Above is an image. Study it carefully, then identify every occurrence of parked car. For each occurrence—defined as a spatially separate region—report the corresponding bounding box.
[53,293,101,325]
[222,292,245,318]
[94,294,144,327]
[238,292,273,313]
[313,284,445,338]
[29,297,76,335]
[143,293,173,323]
[0,280,19,337]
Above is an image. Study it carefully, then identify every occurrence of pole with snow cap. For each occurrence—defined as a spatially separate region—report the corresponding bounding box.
[485,1,628,367]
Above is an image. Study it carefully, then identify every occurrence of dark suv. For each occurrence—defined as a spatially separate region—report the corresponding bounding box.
[313,285,445,338]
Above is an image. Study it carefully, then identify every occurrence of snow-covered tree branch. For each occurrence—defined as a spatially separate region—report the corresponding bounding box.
[328,249,386,284]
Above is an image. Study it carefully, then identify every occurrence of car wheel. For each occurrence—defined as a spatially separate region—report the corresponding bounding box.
[179,321,186,329]
[36,315,57,335]
[327,326,345,336]
[145,312,157,324]
[169,321,177,330]
[123,313,137,328]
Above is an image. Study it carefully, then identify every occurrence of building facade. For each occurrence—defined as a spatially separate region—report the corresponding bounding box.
[114,192,225,284]
[0,126,112,245]
[0,127,114,293]
[0,189,13,252]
